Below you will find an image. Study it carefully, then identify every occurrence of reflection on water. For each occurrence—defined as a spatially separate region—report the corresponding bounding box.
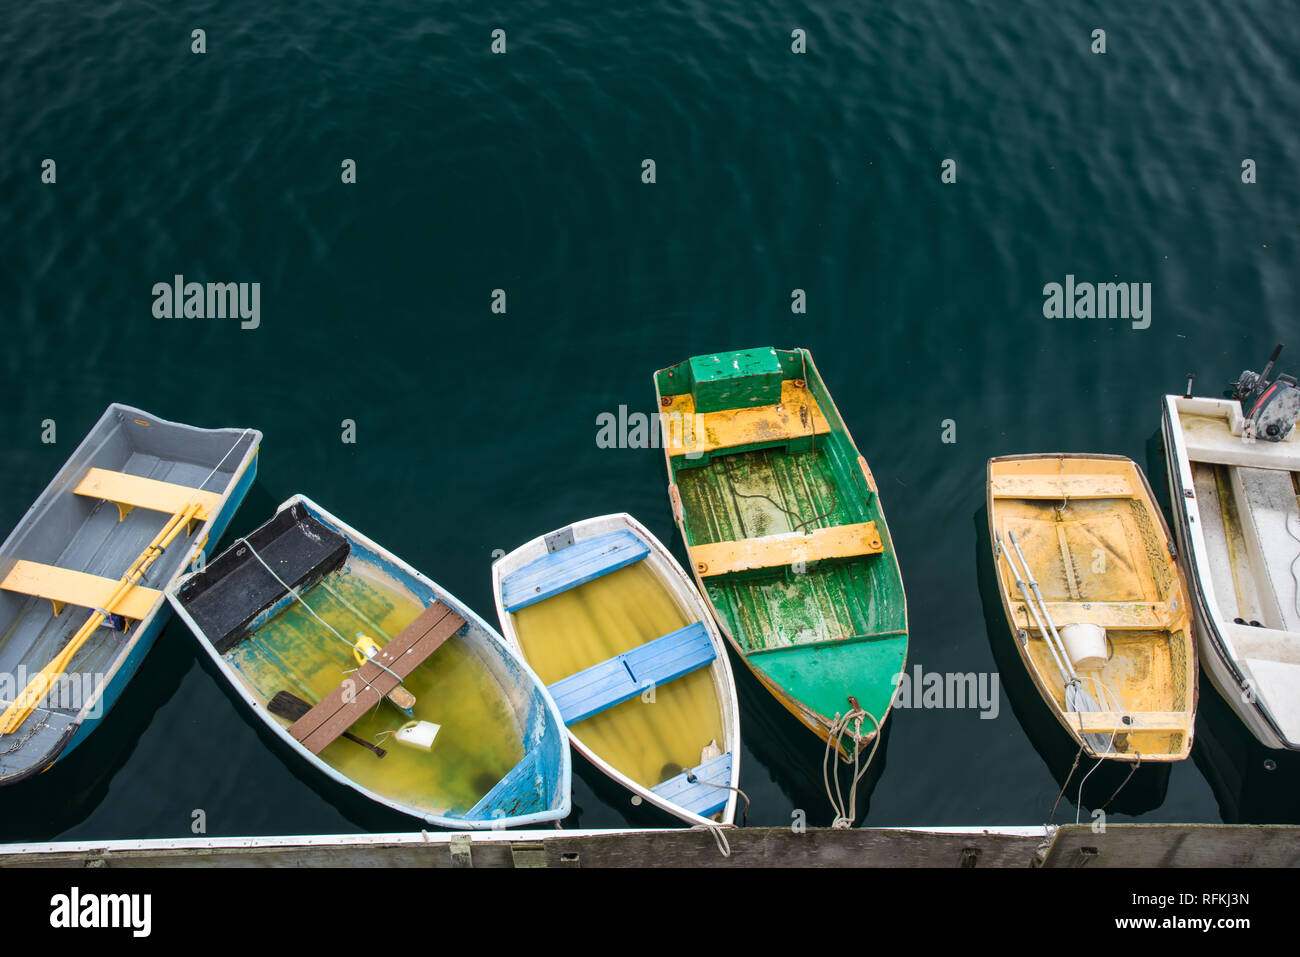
[0,0,1296,837]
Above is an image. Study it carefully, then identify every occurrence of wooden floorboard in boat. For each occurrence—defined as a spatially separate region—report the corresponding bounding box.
[289,602,465,754]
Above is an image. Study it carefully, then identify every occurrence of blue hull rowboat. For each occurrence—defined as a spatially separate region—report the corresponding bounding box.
[492,513,742,828]
[0,404,261,785]
[167,496,572,829]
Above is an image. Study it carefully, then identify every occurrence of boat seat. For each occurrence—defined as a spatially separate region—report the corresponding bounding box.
[74,467,223,523]
[1010,600,1175,631]
[1240,659,1300,743]
[501,531,649,613]
[287,602,465,754]
[1233,467,1300,633]
[990,473,1135,500]
[0,559,161,620]
[650,750,733,818]
[660,381,830,459]
[689,523,883,578]
[464,750,543,822]
[546,622,715,725]
[1225,624,1300,666]
[1066,711,1188,734]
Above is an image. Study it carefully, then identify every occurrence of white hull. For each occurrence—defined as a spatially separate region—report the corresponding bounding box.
[492,513,742,828]
[168,495,573,829]
[1161,395,1300,750]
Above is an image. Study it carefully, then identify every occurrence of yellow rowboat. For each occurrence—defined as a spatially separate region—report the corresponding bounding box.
[987,454,1197,762]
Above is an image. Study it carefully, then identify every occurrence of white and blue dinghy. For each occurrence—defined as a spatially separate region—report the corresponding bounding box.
[0,404,261,785]
[167,495,572,828]
[492,513,742,828]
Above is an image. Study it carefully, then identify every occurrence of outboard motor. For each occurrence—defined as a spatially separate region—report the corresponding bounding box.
[1233,344,1300,442]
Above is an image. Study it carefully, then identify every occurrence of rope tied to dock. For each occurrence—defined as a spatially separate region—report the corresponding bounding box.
[823,699,881,829]
[692,822,733,858]
[685,770,751,826]
[1046,745,1084,824]
[1045,740,1143,827]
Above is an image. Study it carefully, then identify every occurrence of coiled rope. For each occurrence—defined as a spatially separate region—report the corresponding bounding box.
[823,699,882,828]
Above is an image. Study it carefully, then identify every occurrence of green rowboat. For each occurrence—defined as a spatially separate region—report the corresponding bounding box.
[654,347,909,761]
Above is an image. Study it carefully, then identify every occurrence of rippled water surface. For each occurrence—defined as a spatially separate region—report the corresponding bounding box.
[1,1,1297,839]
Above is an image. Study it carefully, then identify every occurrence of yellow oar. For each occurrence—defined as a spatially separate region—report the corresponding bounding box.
[0,500,203,735]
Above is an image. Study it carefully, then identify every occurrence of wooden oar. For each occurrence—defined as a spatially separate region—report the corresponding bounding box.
[0,500,203,735]
[268,691,386,757]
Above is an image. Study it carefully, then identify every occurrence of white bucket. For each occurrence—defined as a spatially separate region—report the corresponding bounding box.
[394,720,441,750]
[1059,622,1109,671]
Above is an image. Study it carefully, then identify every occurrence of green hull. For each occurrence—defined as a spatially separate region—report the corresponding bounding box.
[655,348,909,757]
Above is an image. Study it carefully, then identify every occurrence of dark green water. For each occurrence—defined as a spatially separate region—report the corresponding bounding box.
[1,1,1297,840]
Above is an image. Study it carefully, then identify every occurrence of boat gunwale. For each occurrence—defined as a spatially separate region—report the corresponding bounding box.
[165,493,573,829]
[490,511,742,828]
[0,403,263,783]
[986,451,1198,762]
[1161,394,1299,751]
[654,347,910,762]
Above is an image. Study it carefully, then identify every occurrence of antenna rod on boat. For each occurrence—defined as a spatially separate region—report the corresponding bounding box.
[1259,344,1284,384]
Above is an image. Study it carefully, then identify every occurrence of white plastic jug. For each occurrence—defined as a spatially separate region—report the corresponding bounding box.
[394,720,441,750]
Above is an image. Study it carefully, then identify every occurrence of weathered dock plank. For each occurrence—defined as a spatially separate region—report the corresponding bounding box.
[0,827,1044,868]
[1041,823,1300,868]
[1,824,1294,868]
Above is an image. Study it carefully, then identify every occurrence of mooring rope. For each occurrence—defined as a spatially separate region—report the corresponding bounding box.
[1099,751,1142,812]
[1046,690,1142,826]
[237,537,404,690]
[823,701,882,828]
[1287,513,1300,619]
[199,429,253,492]
[692,822,733,858]
[1054,453,1070,517]
[1047,745,1084,824]
[716,350,840,535]
[1074,748,1111,825]
[315,578,393,641]
[721,454,838,533]
[685,769,751,826]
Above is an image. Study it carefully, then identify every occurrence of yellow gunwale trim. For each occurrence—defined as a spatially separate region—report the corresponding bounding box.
[0,559,162,621]
[661,380,830,458]
[74,467,222,524]
[689,522,883,578]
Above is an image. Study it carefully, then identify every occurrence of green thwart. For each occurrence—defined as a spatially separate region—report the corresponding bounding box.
[654,347,909,761]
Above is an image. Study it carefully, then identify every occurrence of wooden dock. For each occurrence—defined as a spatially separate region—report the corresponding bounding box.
[1,823,1296,868]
